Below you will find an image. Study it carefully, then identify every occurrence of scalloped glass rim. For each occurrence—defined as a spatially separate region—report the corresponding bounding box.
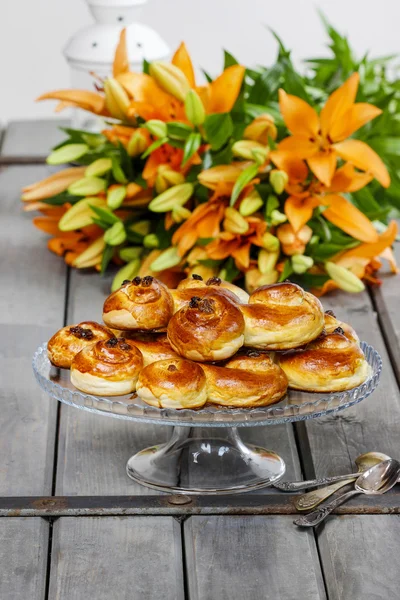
[32,342,382,428]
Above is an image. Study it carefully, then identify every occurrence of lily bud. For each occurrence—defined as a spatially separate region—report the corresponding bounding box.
[239,190,263,216]
[261,232,280,252]
[104,78,131,120]
[270,209,287,226]
[149,182,193,213]
[184,89,206,126]
[104,221,126,246]
[73,236,105,268]
[223,207,249,234]
[111,259,141,292]
[258,249,279,274]
[149,61,191,102]
[245,268,279,293]
[107,185,127,210]
[232,140,269,163]
[172,205,191,223]
[127,129,150,157]
[270,170,289,195]
[292,255,314,274]
[150,247,181,271]
[68,177,106,196]
[47,143,89,166]
[187,247,208,265]
[244,113,277,145]
[277,223,312,256]
[119,247,142,262]
[129,220,151,236]
[325,262,365,293]
[85,158,112,177]
[155,165,185,194]
[143,233,160,249]
[145,119,168,139]
[59,196,107,231]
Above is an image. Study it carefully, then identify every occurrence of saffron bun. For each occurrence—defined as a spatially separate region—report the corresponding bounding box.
[239,282,325,350]
[47,321,114,368]
[102,276,173,331]
[201,352,288,408]
[119,333,180,366]
[177,274,249,304]
[278,332,371,392]
[71,337,143,396]
[167,292,245,362]
[136,358,208,409]
[171,285,242,313]
[324,310,359,344]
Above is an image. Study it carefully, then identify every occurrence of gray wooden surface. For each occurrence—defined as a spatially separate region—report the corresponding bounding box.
[2,120,400,600]
[0,518,48,599]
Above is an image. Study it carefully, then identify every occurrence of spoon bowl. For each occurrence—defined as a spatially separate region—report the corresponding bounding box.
[355,451,391,473]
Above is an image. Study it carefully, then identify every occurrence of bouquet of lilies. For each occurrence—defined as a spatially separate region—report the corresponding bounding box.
[22,20,399,295]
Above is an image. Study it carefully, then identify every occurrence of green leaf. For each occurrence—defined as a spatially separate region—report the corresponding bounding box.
[41,192,79,206]
[220,257,240,282]
[224,49,239,68]
[265,193,279,217]
[230,163,259,206]
[203,113,234,150]
[111,156,128,184]
[311,242,359,261]
[141,137,168,158]
[278,260,293,282]
[89,205,120,226]
[202,69,213,83]
[142,58,150,74]
[167,122,193,141]
[368,137,400,156]
[182,132,202,165]
[100,244,114,275]
[292,273,330,289]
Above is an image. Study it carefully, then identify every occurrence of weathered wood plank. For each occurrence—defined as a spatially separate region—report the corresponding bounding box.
[298,290,400,481]
[318,515,400,600]
[0,165,66,495]
[0,119,69,160]
[49,516,184,600]
[0,517,48,599]
[185,515,326,600]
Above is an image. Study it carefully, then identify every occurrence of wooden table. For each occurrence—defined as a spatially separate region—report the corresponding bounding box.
[1,120,400,600]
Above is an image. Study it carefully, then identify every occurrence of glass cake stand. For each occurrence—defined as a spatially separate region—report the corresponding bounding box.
[33,342,381,494]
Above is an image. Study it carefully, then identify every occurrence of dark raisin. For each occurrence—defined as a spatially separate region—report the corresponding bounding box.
[192,274,203,281]
[105,337,119,347]
[325,309,336,317]
[122,279,131,286]
[189,296,202,308]
[206,277,221,286]
[141,275,154,287]
[167,364,177,372]
[132,276,141,285]
[334,327,345,335]
[69,326,94,340]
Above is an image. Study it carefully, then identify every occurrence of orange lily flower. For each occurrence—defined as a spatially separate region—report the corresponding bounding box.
[172,199,227,256]
[278,73,390,188]
[21,167,87,202]
[142,143,202,186]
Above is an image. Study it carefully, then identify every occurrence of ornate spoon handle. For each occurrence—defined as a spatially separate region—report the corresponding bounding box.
[295,478,356,511]
[274,473,359,492]
[293,490,359,527]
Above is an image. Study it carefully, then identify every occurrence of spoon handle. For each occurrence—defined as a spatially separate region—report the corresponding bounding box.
[294,490,359,527]
[274,473,359,492]
[295,478,356,511]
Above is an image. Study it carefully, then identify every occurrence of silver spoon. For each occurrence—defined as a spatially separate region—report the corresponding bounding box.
[294,459,400,528]
[274,451,391,492]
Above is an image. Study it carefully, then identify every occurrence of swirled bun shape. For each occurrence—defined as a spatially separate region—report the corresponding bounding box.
[71,337,143,396]
[120,333,180,366]
[278,332,371,392]
[240,282,325,350]
[47,321,114,368]
[136,358,208,409]
[177,274,249,304]
[103,276,174,331]
[167,292,245,361]
[202,350,288,408]
[324,310,359,344]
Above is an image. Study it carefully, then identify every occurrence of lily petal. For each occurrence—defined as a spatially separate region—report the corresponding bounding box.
[380,246,399,273]
[37,90,106,115]
[278,89,319,137]
[171,42,196,87]
[334,139,390,188]
[269,151,308,184]
[307,149,337,186]
[328,163,373,193]
[113,28,129,77]
[330,103,382,141]
[320,73,359,138]
[322,194,379,242]
[208,65,245,114]
[278,135,318,159]
[284,195,320,233]
[338,220,397,260]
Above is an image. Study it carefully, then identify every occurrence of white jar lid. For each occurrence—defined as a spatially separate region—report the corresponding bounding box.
[64,23,170,73]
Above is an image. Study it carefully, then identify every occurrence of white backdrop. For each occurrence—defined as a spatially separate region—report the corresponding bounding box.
[1,0,398,122]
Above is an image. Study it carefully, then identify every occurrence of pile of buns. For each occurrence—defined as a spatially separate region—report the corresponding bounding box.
[47,275,371,410]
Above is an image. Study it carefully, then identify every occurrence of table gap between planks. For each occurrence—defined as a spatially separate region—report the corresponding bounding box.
[1,120,400,600]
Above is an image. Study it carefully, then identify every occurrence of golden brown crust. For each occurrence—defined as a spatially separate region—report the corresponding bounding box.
[240,282,325,350]
[102,276,174,331]
[278,332,371,392]
[71,338,143,395]
[119,333,180,366]
[167,291,245,361]
[47,321,114,368]
[323,311,359,344]
[136,358,208,409]
[177,274,249,303]
[171,286,242,313]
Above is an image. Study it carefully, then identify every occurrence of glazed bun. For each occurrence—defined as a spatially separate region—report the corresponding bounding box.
[278,332,371,392]
[240,282,325,350]
[71,337,143,396]
[47,321,114,368]
[136,358,207,409]
[177,274,249,304]
[103,276,173,331]
[324,310,359,344]
[202,351,288,408]
[167,292,245,361]
[120,333,180,366]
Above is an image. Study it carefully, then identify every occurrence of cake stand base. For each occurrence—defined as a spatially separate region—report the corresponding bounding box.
[126,425,286,494]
